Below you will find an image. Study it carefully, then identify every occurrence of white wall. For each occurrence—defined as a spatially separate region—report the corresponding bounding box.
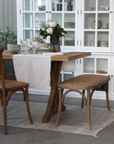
[0,0,17,34]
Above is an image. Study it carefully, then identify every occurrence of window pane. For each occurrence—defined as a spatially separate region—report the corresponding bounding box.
[23,30,33,41]
[23,13,33,28]
[85,0,96,11]
[23,0,33,11]
[35,13,45,28]
[35,0,46,11]
[98,0,110,11]
[64,31,75,46]
[84,32,95,47]
[52,13,62,26]
[64,13,75,29]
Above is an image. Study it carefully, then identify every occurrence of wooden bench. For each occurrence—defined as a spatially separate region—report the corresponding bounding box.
[56,74,110,129]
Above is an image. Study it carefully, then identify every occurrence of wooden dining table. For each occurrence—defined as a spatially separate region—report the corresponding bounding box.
[3,51,91,123]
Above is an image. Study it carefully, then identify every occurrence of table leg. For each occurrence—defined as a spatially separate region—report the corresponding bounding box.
[42,61,66,123]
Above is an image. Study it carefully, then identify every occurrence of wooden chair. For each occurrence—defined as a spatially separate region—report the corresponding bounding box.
[56,74,110,129]
[0,47,33,134]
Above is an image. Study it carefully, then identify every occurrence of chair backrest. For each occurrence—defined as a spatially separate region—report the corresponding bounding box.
[0,47,5,90]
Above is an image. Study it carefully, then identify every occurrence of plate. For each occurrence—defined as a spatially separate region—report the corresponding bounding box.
[37,48,52,54]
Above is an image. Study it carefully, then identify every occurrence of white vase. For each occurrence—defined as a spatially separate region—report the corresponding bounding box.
[92,21,101,29]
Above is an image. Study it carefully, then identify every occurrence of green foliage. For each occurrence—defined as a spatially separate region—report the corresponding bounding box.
[0,26,17,49]
[58,0,62,2]
[65,0,73,5]
[40,23,67,39]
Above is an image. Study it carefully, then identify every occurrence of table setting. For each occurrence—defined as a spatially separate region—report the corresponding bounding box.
[20,38,52,55]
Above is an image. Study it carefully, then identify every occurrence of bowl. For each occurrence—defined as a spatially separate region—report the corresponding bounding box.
[7,44,20,54]
[37,43,50,48]
[37,48,52,54]
[102,23,109,29]
[90,41,100,47]
[98,6,109,11]
[38,5,46,11]
[100,41,108,47]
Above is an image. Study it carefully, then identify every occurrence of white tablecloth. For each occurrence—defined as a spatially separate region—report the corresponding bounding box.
[13,54,51,90]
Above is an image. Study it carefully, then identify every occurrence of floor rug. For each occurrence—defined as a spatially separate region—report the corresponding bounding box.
[0,101,114,137]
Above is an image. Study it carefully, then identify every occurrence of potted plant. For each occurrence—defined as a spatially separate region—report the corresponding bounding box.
[57,0,62,11]
[0,26,20,54]
[65,0,74,11]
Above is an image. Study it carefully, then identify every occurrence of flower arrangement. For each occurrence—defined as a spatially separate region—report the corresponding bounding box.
[40,22,67,39]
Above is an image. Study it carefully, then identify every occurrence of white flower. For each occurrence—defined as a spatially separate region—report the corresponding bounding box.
[50,22,57,27]
[47,27,53,35]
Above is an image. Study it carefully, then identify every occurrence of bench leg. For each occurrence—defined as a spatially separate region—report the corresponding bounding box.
[105,82,110,111]
[87,90,91,130]
[56,88,63,126]
[81,90,85,108]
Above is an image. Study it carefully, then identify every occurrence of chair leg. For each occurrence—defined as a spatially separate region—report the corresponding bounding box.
[106,91,110,111]
[3,94,7,134]
[105,82,110,111]
[81,90,85,108]
[87,90,91,130]
[25,87,33,124]
[56,88,63,126]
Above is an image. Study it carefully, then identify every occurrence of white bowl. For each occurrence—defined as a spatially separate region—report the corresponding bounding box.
[100,41,108,47]
[37,48,52,54]
[102,23,109,29]
[7,44,20,54]
[98,6,109,11]
[37,43,50,48]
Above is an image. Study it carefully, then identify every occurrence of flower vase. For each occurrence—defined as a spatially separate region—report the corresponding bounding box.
[50,36,61,52]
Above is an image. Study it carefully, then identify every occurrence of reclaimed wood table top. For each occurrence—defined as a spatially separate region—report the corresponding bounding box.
[3,51,91,61]
[3,50,13,59]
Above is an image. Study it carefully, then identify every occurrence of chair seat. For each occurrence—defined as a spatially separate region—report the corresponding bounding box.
[59,74,110,90]
[0,80,29,91]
